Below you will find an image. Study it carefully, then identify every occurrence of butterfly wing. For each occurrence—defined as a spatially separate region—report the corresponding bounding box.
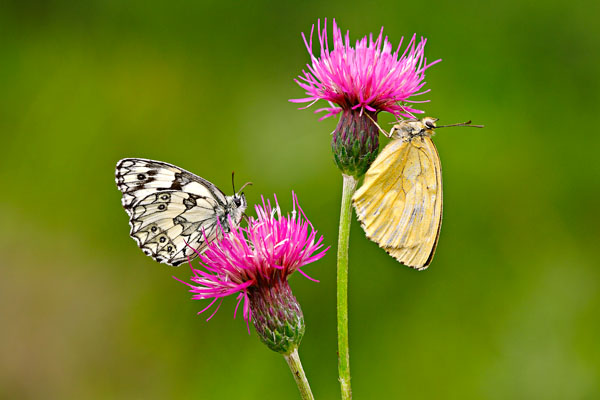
[115,158,231,266]
[352,137,442,270]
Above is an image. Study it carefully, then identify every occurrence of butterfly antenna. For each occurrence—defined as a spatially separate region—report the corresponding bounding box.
[231,171,236,193]
[237,181,253,194]
[436,120,485,129]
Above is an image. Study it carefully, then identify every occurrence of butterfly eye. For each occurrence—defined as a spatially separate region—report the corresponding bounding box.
[234,197,242,206]
[137,174,146,180]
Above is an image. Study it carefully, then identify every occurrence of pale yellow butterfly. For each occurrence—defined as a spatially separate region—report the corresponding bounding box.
[352,117,483,270]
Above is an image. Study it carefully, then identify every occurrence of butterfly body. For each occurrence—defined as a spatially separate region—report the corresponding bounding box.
[115,158,247,266]
[352,117,442,270]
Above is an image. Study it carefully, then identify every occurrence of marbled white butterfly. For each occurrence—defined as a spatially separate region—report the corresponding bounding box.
[115,158,248,266]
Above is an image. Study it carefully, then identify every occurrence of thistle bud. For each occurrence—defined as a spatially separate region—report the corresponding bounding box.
[249,278,305,354]
[331,109,379,177]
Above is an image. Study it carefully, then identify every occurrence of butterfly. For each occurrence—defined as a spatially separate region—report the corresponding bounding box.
[352,117,482,270]
[115,158,249,266]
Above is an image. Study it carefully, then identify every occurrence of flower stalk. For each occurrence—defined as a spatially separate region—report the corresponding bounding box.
[284,347,315,400]
[337,174,358,400]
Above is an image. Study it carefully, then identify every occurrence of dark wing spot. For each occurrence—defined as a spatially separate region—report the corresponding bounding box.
[171,172,193,190]
[147,169,158,176]
[151,226,157,232]
[173,215,187,224]
[170,180,183,190]
[183,196,197,210]
[159,237,166,243]
[158,204,166,211]
[137,174,146,180]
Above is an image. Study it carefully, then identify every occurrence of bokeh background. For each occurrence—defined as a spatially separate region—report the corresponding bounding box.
[1,1,599,399]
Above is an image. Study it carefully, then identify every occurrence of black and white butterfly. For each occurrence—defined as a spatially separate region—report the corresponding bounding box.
[115,158,248,266]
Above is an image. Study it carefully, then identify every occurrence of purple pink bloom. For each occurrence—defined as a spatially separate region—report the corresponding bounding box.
[177,192,328,337]
[291,19,441,120]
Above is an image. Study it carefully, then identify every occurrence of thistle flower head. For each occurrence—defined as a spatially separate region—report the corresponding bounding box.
[178,192,329,353]
[291,19,440,177]
[291,18,440,119]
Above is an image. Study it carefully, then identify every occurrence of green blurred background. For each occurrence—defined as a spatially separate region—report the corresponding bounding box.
[1,1,599,399]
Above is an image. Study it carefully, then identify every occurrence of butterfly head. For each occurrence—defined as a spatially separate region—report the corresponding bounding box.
[229,180,252,220]
[391,117,483,141]
[222,192,248,230]
[423,117,439,130]
[391,117,439,141]
[232,192,247,209]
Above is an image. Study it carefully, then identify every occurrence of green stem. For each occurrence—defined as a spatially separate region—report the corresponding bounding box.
[283,347,315,400]
[337,174,358,400]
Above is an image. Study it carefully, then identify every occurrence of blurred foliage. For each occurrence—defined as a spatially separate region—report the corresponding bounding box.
[1,0,599,399]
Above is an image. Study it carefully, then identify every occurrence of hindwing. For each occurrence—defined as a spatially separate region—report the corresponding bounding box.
[352,137,442,270]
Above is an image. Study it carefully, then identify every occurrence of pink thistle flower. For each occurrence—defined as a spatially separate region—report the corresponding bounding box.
[177,192,329,353]
[291,19,441,177]
[291,18,440,119]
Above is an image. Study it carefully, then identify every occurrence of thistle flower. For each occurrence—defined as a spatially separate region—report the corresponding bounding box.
[291,19,440,177]
[178,192,329,355]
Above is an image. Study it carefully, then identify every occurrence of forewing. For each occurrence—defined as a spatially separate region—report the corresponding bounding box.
[116,158,227,208]
[115,158,227,266]
[352,137,442,269]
